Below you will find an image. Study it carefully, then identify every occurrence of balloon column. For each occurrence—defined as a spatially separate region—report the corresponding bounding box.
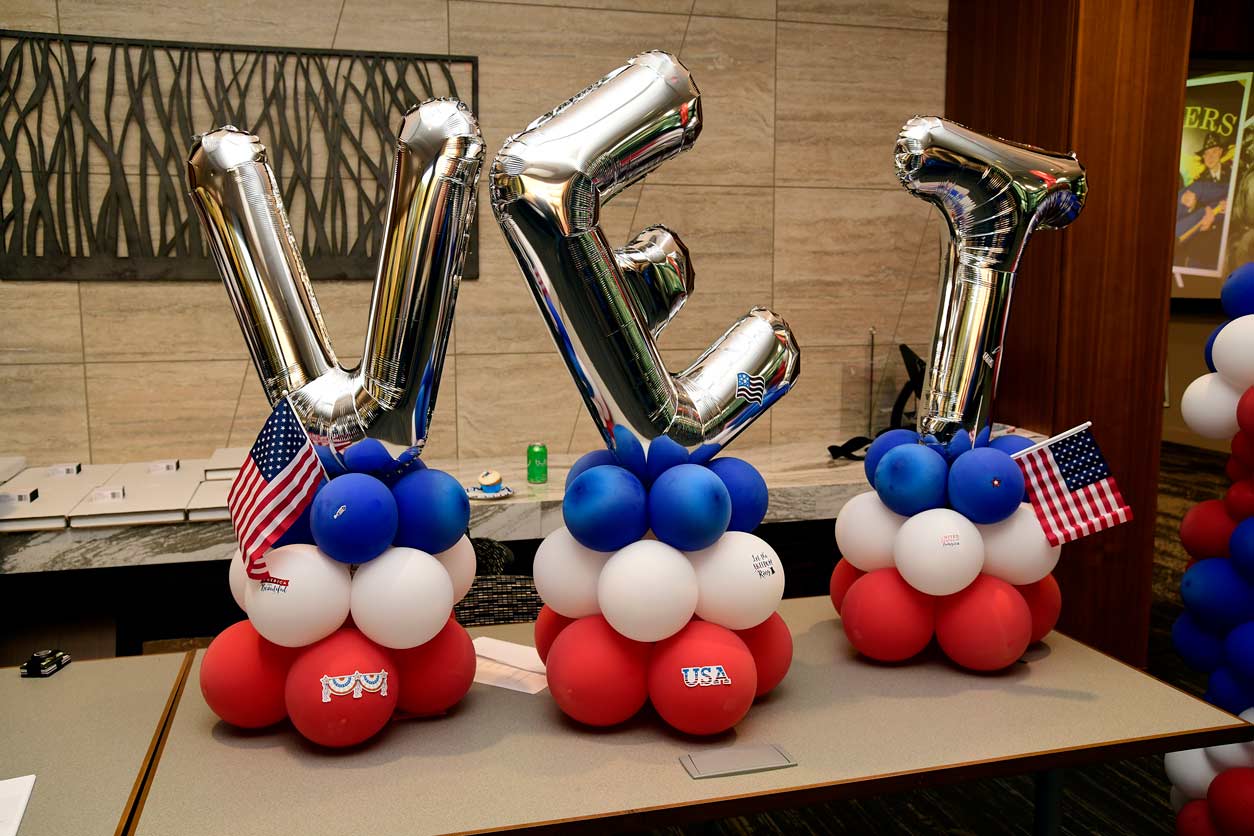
[831,431,1061,671]
[1164,708,1254,836]
[534,449,790,735]
[192,99,484,748]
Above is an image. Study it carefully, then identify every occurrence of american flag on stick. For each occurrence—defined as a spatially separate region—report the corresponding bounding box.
[1011,422,1132,547]
[228,399,325,579]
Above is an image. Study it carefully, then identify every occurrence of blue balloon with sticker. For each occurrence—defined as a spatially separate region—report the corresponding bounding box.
[311,473,397,564]
[947,448,1025,524]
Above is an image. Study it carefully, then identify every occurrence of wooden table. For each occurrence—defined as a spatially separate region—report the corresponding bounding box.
[129,597,1250,835]
[0,651,191,836]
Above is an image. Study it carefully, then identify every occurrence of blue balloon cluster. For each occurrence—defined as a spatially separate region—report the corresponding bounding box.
[276,439,469,564]
[561,446,768,553]
[864,429,1026,525]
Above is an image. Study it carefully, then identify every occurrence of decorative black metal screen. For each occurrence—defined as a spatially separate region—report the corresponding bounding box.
[0,30,478,281]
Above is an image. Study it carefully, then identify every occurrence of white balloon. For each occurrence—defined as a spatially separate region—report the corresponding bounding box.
[978,504,1061,586]
[351,547,454,649]
[1181,373,1243,439]
[435,535,476,605]
[227,549,253,612]
[1169,786,1187,813]
[244,544,351,648]
[835,490,906,572]
[597,540,697,642]
[1164,746,1219,800]
[893,508,985,596]
[534,527,612,618]
[1205,706,1254,771]
[687,531,785,630]
[1213,315,1254,388]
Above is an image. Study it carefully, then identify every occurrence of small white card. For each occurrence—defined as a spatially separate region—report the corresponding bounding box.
[147,459,180,473]
[0,775,35,836]
[47,463,81,476]
[0,488,36,504]
[472,637,547,694]
[90,485,126,502]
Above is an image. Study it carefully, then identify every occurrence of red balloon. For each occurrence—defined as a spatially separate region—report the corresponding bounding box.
[1234,430,1254,469]
[393,616,475,717]
[1239,387,1254,436]
[829,559,865,614]
[545,616,650,727]
[1208,767,1254,836]
[1228,455,1252,483]
[648,620,757,735]
[1180,500,1237,559]
[1016,574,1062,644]
[1226,481,1254,521]
[935,574,1032,671]
[285,628,397,747]
[734,611,793,697]
[1177,800,1221,836]
[840,569,935,662]
[534,605,575,664]
[200,620,297,728]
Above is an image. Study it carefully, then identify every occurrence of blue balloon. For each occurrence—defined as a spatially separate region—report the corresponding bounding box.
[1204,322,1227,373]
[1225,621,1254,684]
[944,432,973,463]
[1204,666,1254,716]
[611,426,647,480]
[874,444,948,517]
[1182,558,1254,632]
[566,449,618,490]
[1230,517,1254,583]
[989,434,1035,456]
[974,425,992,448]
[707,457,768,532]
[1221,261,1254,319]
[863,429,920,486]
[314,445,347,478]
[648,464,732,551]
[563,465,647,551]
[1172,612,1227,673]
[343,438,394,474]
[947,448,1025,524]
[645,436,689,486]
[392,467,470,554]
[311,473,397,564]
[273,480,326,547]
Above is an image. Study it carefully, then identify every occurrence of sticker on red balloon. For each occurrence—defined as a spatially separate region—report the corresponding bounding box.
[681,665,732,688]
[319,669,389,702]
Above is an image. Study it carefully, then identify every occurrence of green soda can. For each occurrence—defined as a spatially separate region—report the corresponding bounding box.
[527,442,548,484]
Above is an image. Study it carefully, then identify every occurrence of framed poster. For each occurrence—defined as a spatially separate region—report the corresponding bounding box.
[1173,72,1251,281]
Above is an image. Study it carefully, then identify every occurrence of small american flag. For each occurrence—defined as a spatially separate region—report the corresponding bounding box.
[228,399,325,579]
[1013,424,1132,547]
[736,372,766,405]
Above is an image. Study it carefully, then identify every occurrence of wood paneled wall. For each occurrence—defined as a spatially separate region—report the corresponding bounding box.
[946,0,1195,665]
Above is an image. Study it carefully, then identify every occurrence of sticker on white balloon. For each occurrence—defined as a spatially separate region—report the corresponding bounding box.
[834,491,906,572]
[893,508,984,596]
[435,535,477,604]
[978,504,1061,586]
[597,539,697,642]
[687,531,785,630]
[534,527,612,618]
[351,547,454,650]
[244,544,351,648]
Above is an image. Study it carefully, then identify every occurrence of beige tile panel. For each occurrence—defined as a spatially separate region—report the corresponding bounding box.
[456,351,584,459]
[773,186,931,347]
[459,0,694,13]
[0,364,91,465]
[770,344,869,444]
[775,21,945,189]
[890,208,942,351]
[692,0,776,19]
[333,0,449,54]
[57,0,344,48]
[80,281,245,362]
[0,281,83,364]
[0,1,57,29]
[660,15,775,187]
[777,0,947,30]
[86,359,245,463]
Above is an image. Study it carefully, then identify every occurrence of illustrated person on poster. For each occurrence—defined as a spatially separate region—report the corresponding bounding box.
[1177,131,1232,269]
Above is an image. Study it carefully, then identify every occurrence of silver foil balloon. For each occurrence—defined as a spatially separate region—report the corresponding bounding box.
[895,116,1087,445]
[490,52,799,464]
[187,99,484,458]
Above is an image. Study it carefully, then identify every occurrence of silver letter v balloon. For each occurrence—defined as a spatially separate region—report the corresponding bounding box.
[187,100,484,457]
[490,52,800,464]
[896,116,1086,445]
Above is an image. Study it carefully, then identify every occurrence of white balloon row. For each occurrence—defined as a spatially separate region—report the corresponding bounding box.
[834,491,1061,596]
[1165,707,1254,809]
[227,537,476,650]
[534,527,785,643]
[1182,372,1247,439]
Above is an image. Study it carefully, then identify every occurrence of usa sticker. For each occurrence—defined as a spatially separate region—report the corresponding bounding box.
[681,665,732,688]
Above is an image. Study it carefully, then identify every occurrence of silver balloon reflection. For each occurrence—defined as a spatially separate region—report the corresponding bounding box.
[187,100,484,458]
[490,52,799,464]
[895,116,1087,445]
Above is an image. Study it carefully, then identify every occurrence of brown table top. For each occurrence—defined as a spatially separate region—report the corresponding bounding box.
[0,651,190,836]
[132,597,1250,835]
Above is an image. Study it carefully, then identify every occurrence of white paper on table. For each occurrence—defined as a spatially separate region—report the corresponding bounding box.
[0,775,35,836]
[472,637,547,694]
